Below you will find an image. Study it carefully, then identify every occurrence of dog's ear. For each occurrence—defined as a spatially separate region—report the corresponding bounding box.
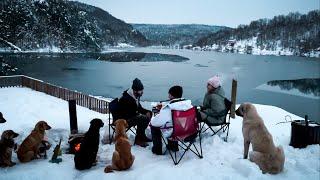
[123,120,128,128]
[35,122,42,131]
[1,131,9,140]
[114,120,119,126]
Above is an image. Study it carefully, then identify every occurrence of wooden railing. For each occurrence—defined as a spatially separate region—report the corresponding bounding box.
[0,75,109,114]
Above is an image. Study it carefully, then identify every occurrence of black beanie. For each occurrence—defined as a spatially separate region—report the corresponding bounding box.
[132,78,144,91]
[168,86,183,98]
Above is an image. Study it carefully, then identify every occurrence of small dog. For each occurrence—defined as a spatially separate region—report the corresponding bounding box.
[236,103,285,174]
[0,112,6,123]
[17,121,52,163]
[74,118,104,170]
[0,130,19,167]
[105,119,135,173]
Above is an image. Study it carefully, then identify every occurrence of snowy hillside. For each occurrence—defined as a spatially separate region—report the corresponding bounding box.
[0,0,149,52]
[0,87,319,180]
[195,10,320,58]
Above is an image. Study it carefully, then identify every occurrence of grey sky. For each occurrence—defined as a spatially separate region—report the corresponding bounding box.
[76,0,319,27]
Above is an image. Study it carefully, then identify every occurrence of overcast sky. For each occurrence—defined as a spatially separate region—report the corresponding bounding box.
[76,0,319,27]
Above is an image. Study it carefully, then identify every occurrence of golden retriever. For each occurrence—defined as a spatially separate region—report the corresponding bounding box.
[236,103,285,174]
[17,121,51,163]
[105,119,135,173]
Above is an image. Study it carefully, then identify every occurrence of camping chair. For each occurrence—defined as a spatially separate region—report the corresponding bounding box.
[161,107,203,165]
[199,98,232,142]
[199,79,237,142]
[108,98,137,144]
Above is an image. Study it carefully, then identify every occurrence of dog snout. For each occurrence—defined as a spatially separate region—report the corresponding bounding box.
[0,118,6,123]
[13,132,19,138]
[235,109,243,117]
[46,124,52,130]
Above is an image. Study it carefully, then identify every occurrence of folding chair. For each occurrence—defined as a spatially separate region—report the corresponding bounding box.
[161,107,203,165]
[199,98,232,141]
[108,98,137,144]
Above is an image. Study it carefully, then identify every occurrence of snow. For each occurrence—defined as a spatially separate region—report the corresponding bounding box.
[116,43,134,48]
[0,87,319,180]
[190,37,319,58]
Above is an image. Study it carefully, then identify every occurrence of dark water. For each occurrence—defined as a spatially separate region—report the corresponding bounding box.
[1,48,319,122]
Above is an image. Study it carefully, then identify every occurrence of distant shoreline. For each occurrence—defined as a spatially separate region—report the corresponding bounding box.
[0,46,319,59]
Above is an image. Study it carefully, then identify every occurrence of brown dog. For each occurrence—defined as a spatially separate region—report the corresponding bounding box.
[236,103,285,174]
[105,119,135,173]
[0,130,19,167]
[17,121,51,163]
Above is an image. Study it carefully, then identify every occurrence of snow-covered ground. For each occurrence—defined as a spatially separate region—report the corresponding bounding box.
[0,87,319,180]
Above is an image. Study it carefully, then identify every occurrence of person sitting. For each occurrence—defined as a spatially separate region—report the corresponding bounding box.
[117,78,152,147]
[198,75,226,125]
[150,86,193,155]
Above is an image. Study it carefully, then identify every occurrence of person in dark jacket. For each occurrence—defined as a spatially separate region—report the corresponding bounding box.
[198,75,226,125]
[117,78,152,147]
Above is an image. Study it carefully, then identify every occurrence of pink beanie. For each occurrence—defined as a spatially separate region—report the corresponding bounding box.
[207,75,221,88]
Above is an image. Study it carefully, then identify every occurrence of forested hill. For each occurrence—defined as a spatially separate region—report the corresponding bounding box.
[0,0,149,52]
[195,10,320,56]
[132,24,228,46]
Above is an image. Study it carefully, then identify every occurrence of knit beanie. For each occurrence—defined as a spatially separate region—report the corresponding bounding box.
[132,78,144,91]
[207,75,221,88]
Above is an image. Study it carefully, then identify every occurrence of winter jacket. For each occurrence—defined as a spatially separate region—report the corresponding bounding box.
[117,89,149,120]
[150,98,193,138]
[202,86,226,125]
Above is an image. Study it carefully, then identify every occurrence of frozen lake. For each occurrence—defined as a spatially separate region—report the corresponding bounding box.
[1,48,319,122]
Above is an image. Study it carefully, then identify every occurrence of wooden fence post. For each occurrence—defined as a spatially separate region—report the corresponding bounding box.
[230,79,237,119]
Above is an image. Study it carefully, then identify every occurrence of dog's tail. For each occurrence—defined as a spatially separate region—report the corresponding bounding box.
[104,165,114,173]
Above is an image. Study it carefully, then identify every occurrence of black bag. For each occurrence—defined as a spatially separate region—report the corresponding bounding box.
[109,98,120,120]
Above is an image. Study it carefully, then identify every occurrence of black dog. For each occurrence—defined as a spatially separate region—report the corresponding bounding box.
[0,112,6,123]
[0,130,19,167]
[74,118,104,170]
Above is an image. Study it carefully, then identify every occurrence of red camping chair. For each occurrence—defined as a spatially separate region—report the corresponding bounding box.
[161,107,203,165]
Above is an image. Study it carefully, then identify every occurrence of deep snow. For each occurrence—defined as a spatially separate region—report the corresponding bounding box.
[0,87,319,180]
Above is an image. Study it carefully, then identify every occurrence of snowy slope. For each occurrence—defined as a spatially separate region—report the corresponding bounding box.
[0,87,319,180]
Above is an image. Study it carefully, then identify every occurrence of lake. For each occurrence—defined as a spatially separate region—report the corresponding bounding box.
[1,48,319,122]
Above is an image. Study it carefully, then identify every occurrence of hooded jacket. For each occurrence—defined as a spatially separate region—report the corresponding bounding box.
[117,89,149,120]
[150,98,193,138]
[202,86,226,124]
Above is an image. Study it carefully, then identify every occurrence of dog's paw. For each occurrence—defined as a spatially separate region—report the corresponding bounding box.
[9,162,16,167]
[104,166,114,173]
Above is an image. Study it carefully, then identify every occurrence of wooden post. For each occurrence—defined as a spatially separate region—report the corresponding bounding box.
[230,79,237,119]
[68,100,78,134]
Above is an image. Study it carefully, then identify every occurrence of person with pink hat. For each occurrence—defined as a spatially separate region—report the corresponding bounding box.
[198,75,226,125]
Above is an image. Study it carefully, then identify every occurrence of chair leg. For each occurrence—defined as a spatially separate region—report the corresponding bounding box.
[224,124,230,142]
[108,115,112,144]
[198,129,203,158]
